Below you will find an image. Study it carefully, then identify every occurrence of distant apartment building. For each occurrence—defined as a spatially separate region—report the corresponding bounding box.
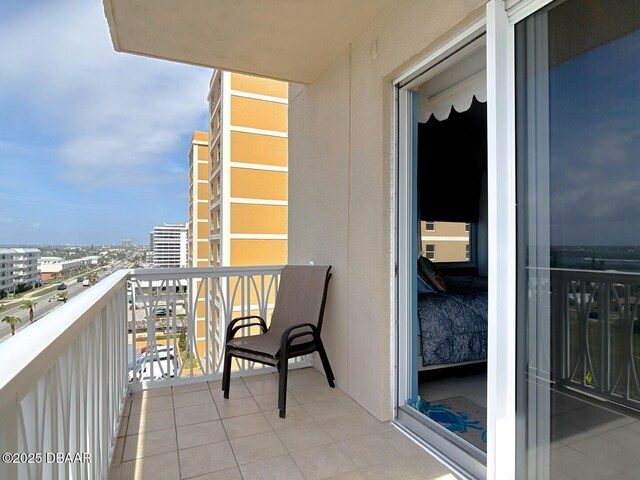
[208,71,288,267]
[187,132,211,359]
[121,239,132,248]
[420,221,471,263]
[0,248,41,294]
[149,224,188,268]
[188,132,210,268]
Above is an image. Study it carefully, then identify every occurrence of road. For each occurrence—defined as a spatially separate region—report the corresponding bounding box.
[0,271,110,342]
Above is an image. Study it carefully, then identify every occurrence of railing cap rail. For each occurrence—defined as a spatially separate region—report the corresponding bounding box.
[532,267,640,279]
[130,265,285,280]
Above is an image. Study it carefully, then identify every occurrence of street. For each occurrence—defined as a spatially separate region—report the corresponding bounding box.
[0,271,110,342]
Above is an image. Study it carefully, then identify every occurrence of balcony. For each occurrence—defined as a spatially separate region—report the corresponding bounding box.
[0,266,455,480]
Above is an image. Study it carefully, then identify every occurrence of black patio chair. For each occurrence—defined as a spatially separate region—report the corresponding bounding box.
[221,265,334,418]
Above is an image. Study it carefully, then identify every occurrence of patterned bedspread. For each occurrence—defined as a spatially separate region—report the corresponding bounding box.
[418,278,488,367]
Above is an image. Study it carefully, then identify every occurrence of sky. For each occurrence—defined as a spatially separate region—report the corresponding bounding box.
[548,28,640,246]
[0,0,211,246]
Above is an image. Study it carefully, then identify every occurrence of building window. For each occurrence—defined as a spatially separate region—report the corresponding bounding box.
[426,222,435,231]
[425,244,435,260]
[465,244,470,260]
[465,223,470,232]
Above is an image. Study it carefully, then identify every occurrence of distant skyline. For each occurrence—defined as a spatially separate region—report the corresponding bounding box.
[0,243,142,249]
[0,1,211,245]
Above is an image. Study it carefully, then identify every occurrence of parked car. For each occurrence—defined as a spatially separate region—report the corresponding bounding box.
[130,359,176,381]
[153,306,172,316]
[57,283,67,291]
[128,346,178,381]
[140,345,175,357]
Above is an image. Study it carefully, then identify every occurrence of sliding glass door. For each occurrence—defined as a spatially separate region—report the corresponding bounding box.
[516,0,640,477]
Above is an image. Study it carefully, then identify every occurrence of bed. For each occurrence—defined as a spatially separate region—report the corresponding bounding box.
[418,276,488,369]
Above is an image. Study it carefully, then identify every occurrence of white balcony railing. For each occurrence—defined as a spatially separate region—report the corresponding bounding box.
[552,269,640,408]
[0,265,308,479]
[0,270,129,480]
[127,265,309,389]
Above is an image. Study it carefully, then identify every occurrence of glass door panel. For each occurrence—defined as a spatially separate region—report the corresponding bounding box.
[516,0,640,478]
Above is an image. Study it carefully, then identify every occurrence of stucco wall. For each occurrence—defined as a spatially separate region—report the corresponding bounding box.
[289,0,485,421]
[288,48,352,392]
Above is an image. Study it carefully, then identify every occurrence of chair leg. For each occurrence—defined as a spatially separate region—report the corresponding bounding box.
[277,359,289,418]
[316,340,335,388]
[222,351,233,399]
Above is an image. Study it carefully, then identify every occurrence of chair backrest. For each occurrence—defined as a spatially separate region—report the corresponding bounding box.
[269,265,332,338]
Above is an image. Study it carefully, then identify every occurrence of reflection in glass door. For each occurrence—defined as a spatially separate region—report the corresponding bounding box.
[516,0,640,478]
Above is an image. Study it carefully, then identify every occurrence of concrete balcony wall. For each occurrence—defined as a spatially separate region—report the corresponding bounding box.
[288,0,485,421]
[288,47,352,415]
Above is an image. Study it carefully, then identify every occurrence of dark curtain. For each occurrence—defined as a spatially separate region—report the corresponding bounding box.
[417,97,487,222]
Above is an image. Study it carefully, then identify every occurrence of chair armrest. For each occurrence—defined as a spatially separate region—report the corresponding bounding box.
[280,323,318,358]
[227,315,267,344]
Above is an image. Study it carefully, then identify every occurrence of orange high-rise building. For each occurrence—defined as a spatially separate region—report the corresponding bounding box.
[208,71,288,267]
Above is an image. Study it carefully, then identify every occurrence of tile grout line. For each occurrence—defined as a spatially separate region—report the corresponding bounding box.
[243,373,315,480]
[171,386,184,479]
[211,380,244,478]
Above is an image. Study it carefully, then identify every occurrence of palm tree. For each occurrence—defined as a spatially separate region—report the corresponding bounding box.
[2,315,21,336]
[20,300,38,322]
[87,272,99,285]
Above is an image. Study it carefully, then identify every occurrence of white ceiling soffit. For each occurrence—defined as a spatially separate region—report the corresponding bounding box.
[103,0,392,84]
[417,42,486,122]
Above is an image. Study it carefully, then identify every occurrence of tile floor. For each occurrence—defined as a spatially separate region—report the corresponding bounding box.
[109,367,458,480]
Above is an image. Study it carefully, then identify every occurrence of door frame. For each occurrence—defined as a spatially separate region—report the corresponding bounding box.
[393,15,491,480]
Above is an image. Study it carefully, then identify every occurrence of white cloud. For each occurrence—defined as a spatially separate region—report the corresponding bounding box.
[0,1,211,187]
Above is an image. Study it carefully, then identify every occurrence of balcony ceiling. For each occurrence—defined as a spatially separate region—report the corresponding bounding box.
[103,0,392,84]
